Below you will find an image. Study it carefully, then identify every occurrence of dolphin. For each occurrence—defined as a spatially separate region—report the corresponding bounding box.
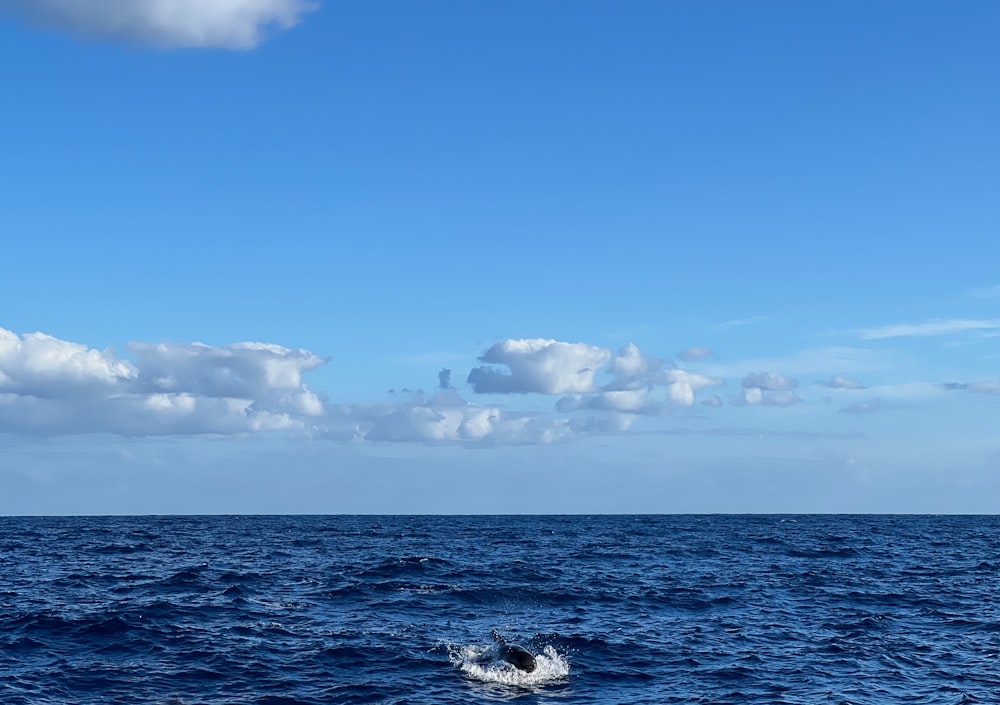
[481,630,537,672]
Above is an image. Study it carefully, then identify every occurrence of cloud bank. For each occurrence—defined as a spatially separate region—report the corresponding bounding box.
[0,328,324,436]
[324,392,612,446]
[0,0,316,49]
[3,328,940,445]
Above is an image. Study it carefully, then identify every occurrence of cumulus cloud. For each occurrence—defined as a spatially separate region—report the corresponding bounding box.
[825,374,866,390]
[0,0,316,49]
[126,340,326,413]
[607,342,671,377]
[601,343,673,392]
[0,328,136,397]
[742,370,799,406]
[467,339,612,395]
[0,327,324,436]
[665,370,723,406]
[743,371,797,392]
[551,342,721,414]
[0,329,675,444]
[702,394,723,408]
[678,347,714,362]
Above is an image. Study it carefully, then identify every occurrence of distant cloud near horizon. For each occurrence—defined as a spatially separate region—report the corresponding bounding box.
[0,327,324,436]
[825,374,866,390]
[1,326,977,445]
[742,370,799,406]
[0,0,316,49]
[943,381,1000,396]
[840,399,882,414]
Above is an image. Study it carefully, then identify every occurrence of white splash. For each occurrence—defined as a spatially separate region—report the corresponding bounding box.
[450,643,570,685]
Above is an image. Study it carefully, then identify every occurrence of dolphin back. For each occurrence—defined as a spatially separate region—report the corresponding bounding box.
[500,644,537,672]
[484,631,536,672]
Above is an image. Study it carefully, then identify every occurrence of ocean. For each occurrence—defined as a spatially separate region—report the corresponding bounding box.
[1,515,998,704]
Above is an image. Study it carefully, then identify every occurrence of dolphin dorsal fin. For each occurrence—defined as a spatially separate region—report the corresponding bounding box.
[491,630,506,645]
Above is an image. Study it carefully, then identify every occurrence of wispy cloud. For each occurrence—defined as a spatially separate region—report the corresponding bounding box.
[967,285,1000,300]
[942,381,1000,396]
[678,346,714,362]
[854,319,1000,340]
[699,346,889,380]
[0,0,317,49]
[840,399,882,414]
[715,315,769,330]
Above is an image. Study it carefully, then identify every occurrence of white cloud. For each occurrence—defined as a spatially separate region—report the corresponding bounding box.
[825,374,866,390]
[0,329,676,444]
[855,319,1000,340]
[608,342,649,376]
[0,328,136,397]
[553,342,721,412]
[0,0,316,49]
[557,388,657,414]
[702,394,723,408]
[743,371,797,392]
[665,370,723,406]
[0,391,303,436]
[742,370,799,406]
[126,340,326,411]
[325,395,614,446]
[467,338,612,394]
[0,327,324,436]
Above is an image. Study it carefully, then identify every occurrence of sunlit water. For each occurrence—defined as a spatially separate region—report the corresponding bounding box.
[2,515,999,703]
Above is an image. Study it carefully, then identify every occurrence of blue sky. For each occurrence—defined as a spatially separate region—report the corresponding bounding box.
[1,1,999,514]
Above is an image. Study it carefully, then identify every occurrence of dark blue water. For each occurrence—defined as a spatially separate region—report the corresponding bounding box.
[2,515,999,704]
